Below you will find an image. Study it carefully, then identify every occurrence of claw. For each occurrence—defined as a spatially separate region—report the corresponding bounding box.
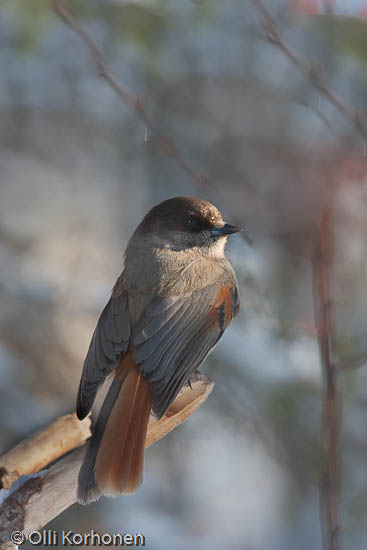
[187,369,202,390]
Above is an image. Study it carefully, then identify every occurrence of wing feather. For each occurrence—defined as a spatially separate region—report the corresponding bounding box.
[132,281,239,418]
[76,291,130,420]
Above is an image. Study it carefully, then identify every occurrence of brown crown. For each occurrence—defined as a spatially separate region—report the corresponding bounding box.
[140,197,223,233]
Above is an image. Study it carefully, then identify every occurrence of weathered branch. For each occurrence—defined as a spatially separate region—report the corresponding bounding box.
[249,0,367,141]
[52,0,209,189]
[0,414,91,490]
[312,208,341,550]
[0,375,214,550]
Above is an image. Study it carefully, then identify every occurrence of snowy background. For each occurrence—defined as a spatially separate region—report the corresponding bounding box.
[0,1,366,549]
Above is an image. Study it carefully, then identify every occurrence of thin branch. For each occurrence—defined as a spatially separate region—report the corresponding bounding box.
[338,352,367,373]
[297,100,342,144]
[0,375,214,549]
[249,0,367,141]
[53,0,209,189]
[312,208,341,550]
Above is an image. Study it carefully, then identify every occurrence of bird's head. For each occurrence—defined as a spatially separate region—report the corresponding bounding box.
[136,196,241,255]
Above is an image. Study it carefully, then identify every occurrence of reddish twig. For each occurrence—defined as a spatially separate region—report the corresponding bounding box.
[312,208,341,550]
[249,0,367,142]
[53,0,209,189]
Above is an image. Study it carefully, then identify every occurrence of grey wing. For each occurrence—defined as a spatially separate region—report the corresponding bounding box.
[76,291,130,420]
[132,282,239,418]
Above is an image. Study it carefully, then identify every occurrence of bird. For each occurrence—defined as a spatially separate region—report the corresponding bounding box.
[76,196,240,504]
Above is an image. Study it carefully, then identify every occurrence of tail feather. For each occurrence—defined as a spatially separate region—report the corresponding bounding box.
[120,376,151,494]
[77,356,151,504]
[77,373,125,504]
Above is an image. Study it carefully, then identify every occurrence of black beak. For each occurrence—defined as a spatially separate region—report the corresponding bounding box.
[209,223,242,237]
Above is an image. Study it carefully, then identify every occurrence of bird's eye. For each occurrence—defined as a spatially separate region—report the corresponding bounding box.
[186,216,200,231]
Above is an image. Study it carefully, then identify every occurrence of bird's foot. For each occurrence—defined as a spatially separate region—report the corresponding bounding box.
[187,369,201,390]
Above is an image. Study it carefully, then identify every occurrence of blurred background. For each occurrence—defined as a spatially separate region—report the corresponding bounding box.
[0,1,366,549]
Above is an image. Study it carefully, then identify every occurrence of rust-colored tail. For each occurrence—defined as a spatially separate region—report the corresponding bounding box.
[77,356,151,504]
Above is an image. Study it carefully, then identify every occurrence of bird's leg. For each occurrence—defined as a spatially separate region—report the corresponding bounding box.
[187,370,202,390]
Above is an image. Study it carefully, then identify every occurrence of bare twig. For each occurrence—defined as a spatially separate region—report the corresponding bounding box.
[249,0,367,141]
[338,352,367,373]
[312,208,341,550]
[0,413,91,490]
[53,0,209,189]
[297,100,342,144]
[0,375,214,549]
